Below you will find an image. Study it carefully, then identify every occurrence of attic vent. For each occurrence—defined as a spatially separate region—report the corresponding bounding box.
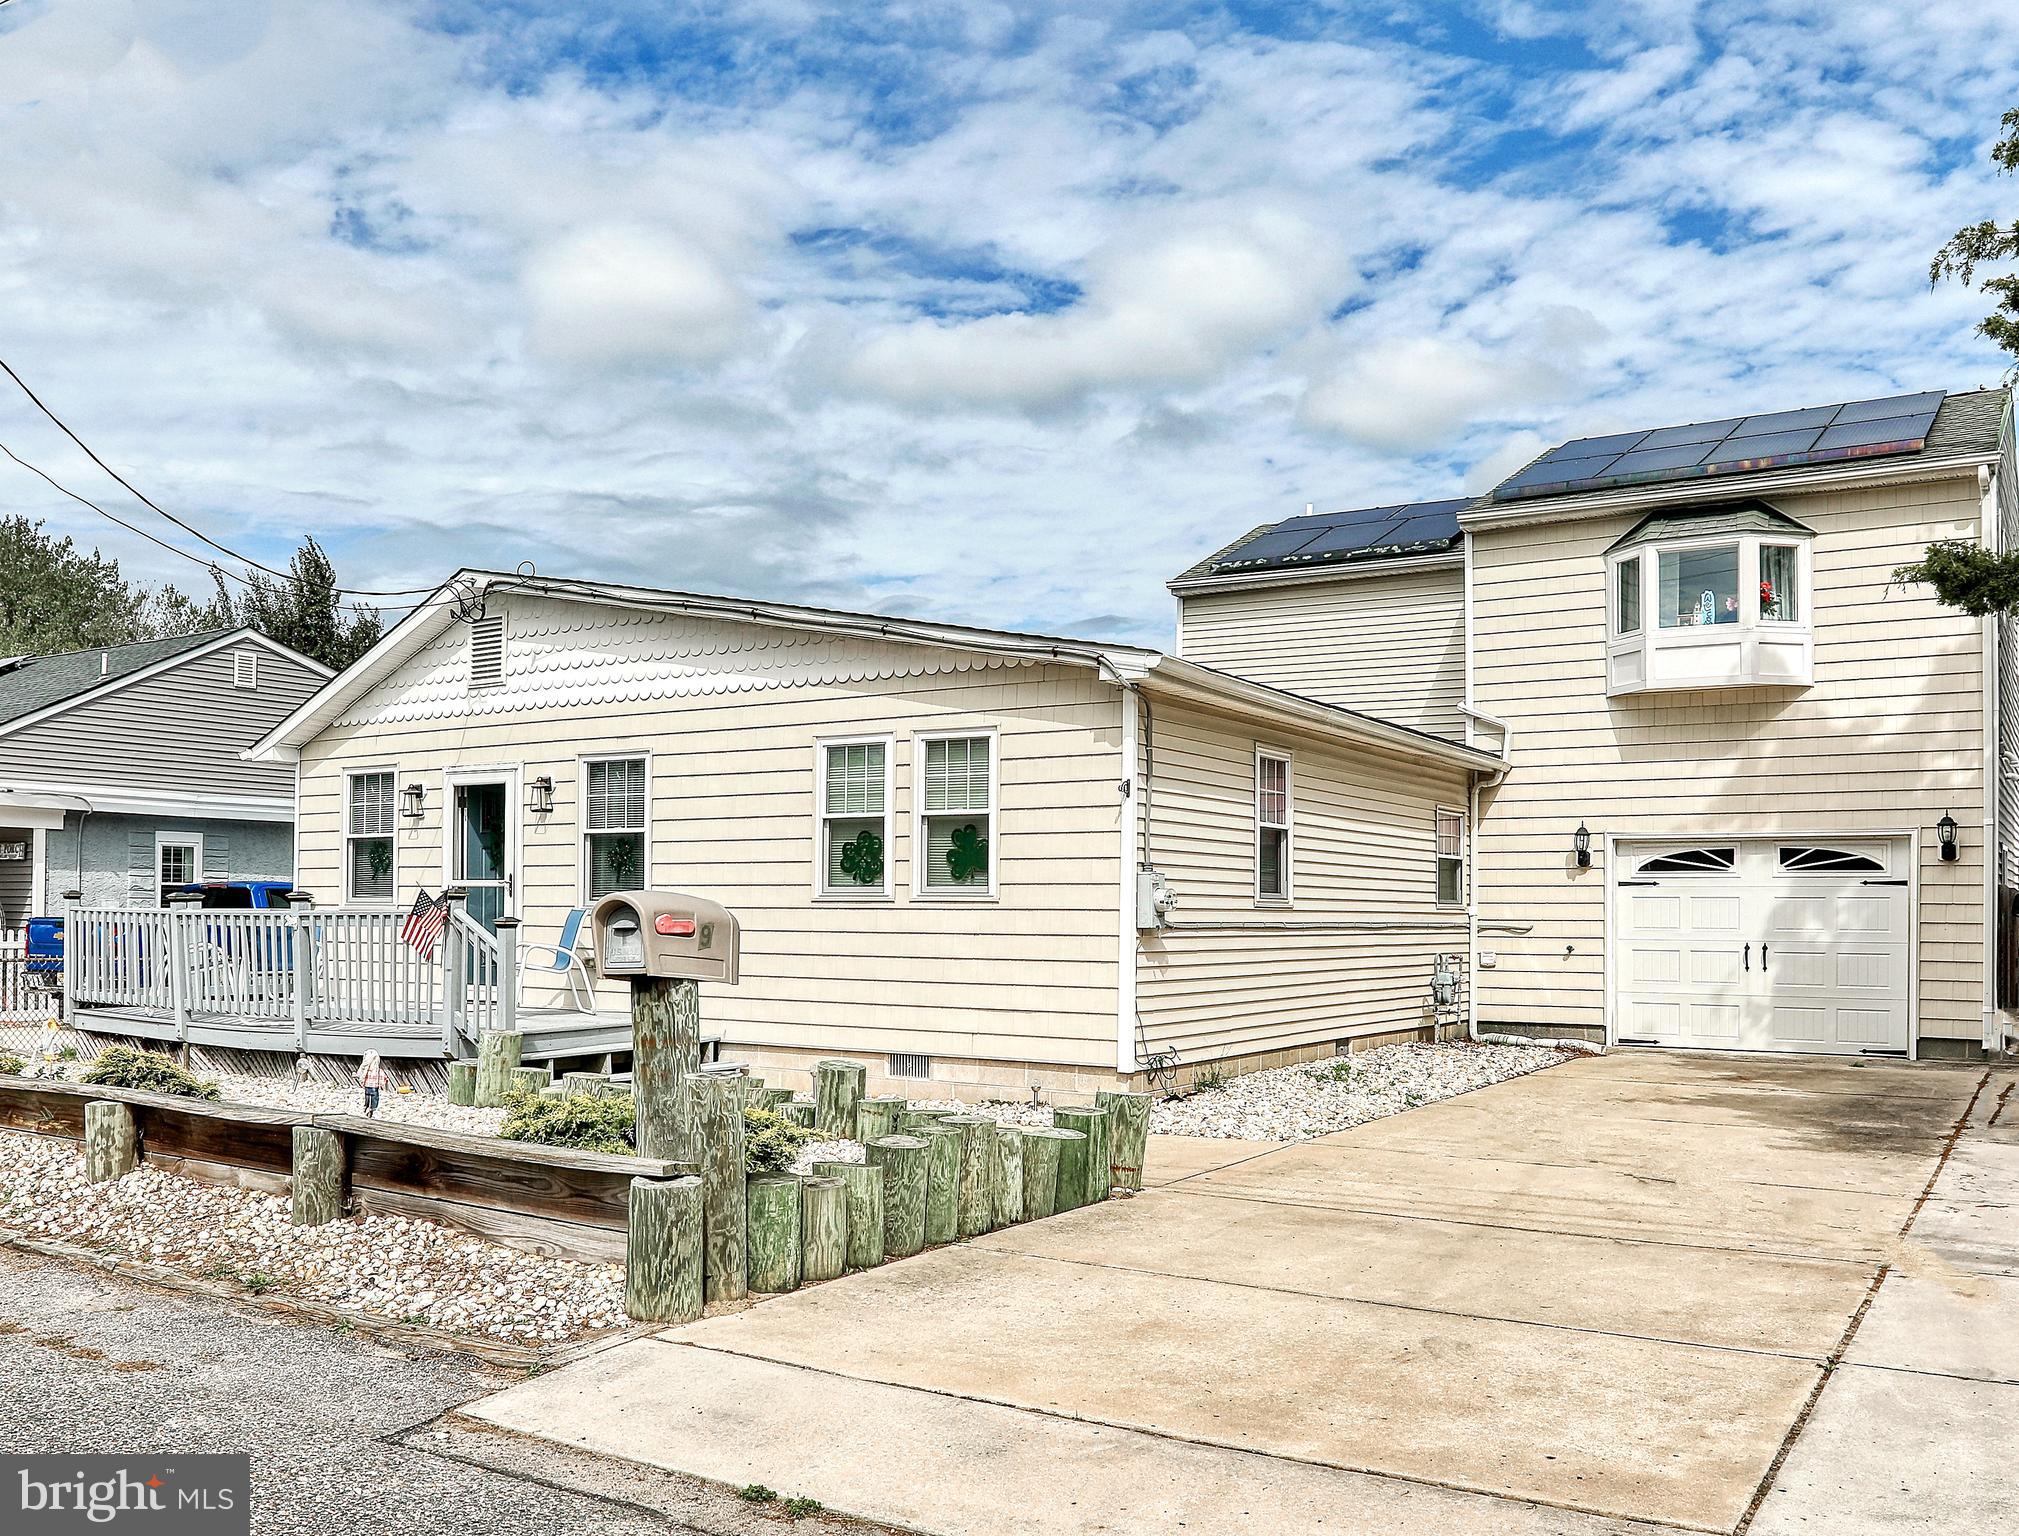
[232,649,258,690]
[468,616,506,691]
[887,1052,932,1080]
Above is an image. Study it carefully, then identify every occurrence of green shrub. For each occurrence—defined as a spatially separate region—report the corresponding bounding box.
[744,1105,814,1176]
[738,1484,777,1504]
[499,1089,636,1155]
[0,1053,23,1076]
[80,1045,220,1101]
[497,1090,816,1174]
[782,1496,823,1517]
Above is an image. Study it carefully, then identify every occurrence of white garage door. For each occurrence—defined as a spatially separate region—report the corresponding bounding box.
[1613,839,1910,1056]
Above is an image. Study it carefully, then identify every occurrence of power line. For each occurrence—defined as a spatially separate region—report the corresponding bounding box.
[0,354,439,597]
[0,441,456,618]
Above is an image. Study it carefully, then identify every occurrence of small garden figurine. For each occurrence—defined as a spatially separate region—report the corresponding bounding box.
[355,1051,390,1116]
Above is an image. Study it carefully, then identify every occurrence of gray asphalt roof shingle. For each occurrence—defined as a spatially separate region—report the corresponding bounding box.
[0,629,230,728]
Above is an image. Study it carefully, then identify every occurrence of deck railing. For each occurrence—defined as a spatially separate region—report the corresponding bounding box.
[65,904,514,1050]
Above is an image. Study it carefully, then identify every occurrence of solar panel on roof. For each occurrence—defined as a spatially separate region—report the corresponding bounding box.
[1491,390,1946,503]
[1207,497,1467,574]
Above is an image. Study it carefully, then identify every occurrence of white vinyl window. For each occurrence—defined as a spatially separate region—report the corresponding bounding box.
[583,757,647,900]
[1614,555,1641,635]
[819,738,892,897]
[1759,543,1800,621]
[157,835,201,904]
[1435,808,1466,906]
[345,771,396,903]
[917,734,995,896]
[1256,750,1291,901]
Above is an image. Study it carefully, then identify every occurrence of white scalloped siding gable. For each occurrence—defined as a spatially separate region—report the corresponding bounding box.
[297,594,1129,1070]
[333,594,1038,727]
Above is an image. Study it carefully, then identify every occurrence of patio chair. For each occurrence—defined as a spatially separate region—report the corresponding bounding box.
[517,908,596,1013]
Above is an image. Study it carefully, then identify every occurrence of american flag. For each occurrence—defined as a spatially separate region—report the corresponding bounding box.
[401,889,447,957]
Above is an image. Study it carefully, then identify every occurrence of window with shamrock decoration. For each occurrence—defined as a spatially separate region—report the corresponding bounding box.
[920,734,994,894]
[584,757,647,900]
[345,770,396,902]
[820,738,891,895]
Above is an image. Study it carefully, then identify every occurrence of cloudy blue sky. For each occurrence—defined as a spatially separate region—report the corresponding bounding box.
[2,0,2017,644]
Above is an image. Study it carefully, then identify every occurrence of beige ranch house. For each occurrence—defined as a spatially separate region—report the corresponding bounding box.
[1175,384,2018,1062]
[250,575,1500,1097]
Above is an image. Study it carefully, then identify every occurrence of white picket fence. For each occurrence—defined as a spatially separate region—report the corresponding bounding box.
[64,905,505,1045]
[0,928,37,1021]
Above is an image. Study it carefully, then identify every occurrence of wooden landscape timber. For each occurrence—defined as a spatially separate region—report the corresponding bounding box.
[84,1101,136,1184]
[990,1124,1025,1227]
[943,1114,994,1237]
[812,1160,885,1271]
[745,1174,803,1294]
[920,1123,962,1244]
[1094,1089,1152,1191]
[626,1175,704,1323]
[290,1125,344,1226]
[692,1075,748,1304]
[474,1030,524,1108]
[1020,1126,1076,1218]
[855,1095,906,1142]
[1050,1105,1111,1211]
[631,975,700,1159]
[447,1061,477,1107]
[813,1059,866,1138]
[800,1174,847,1282]
[866,1134,927,1258]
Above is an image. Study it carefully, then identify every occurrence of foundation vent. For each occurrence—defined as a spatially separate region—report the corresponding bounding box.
[887,1052,932,1080]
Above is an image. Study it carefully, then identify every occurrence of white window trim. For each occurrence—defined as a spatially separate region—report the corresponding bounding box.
[578,752,652,907]
[155,831,203,903]
[813,733,895,902]
[342,767,399,906]
[912,727,1000,901]
[1613,553,1641,636]
[1434,805,1467,909]
[1255,745,1293,905]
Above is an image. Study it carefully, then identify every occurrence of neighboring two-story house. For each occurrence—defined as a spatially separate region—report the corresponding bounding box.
[0,628,331,927]
[1175,386,2015,1062]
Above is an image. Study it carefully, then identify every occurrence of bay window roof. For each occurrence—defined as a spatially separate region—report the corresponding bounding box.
[1604,500,1815,555]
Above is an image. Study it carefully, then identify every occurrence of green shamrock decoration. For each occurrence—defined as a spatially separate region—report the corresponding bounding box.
[838,829,884,886]
[946,822,988,883]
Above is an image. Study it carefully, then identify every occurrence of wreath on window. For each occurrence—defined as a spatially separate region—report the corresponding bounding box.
[605,836,640,887]
[368,843,393,880]
[838,829,884,886]
[946,823,988,884]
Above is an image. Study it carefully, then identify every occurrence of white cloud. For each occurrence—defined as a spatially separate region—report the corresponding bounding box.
[523,224,755,366]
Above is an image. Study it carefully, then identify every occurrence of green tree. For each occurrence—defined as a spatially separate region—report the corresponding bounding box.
[1899,109,2019,613]
[0,515,155,654]
[192,538,383,672]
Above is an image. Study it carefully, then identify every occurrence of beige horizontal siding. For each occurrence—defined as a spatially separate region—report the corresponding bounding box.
[1472,476,1988,1043]
[1178,565,1467,739]
[1136,698,1471,1064]
[296,599,1126,1069]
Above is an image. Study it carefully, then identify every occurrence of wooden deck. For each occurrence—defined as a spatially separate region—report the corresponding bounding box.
[60,903,634,1065]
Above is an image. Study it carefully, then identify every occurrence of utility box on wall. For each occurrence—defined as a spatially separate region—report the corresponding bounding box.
[591,890,741,983]
[1136,868,1177,930]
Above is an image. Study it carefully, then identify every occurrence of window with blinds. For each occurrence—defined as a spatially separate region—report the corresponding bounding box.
[1256,751,1290,901]
[919,735,993,894]
[820,740,890,895]
[584,757,647,899]
[1435,807,1466,906]
[346,771,396,902]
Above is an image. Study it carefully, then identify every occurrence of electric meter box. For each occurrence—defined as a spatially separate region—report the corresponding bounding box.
[1135,868,1178,931]
[591,891,741,984]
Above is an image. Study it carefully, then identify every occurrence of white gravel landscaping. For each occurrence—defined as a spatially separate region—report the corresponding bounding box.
[1141,1041,1576,1141]
[0,1130,626,1344]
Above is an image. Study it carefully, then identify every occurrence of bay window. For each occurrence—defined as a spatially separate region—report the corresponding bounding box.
[1605,505,1814,693]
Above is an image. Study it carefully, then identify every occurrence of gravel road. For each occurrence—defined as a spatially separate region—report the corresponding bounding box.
[0,1245,728,1536]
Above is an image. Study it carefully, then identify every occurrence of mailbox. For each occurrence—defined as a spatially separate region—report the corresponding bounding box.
[591,890,740,984]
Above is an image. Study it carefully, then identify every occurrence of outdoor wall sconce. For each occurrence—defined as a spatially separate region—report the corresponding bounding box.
[528,775,555,816]
[400,782,425,820]
[1573,822,1592,868]
[1937,812,1959,862]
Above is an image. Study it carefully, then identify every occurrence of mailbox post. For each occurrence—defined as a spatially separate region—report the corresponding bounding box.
[589,892,741,1163]
[593,892,744,1318]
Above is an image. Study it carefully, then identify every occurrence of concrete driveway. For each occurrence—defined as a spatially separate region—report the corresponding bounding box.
[467,1052,2015,1535]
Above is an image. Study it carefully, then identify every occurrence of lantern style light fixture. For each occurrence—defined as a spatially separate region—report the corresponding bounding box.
[400,782,425,821]
[528,775,555,816]
[1937,812,1959,863]
[1573,822,1592,868]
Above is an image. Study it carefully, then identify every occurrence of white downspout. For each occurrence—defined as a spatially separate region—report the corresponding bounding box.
[1981,461,2002,1056]
[1116,681,1142,1076]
